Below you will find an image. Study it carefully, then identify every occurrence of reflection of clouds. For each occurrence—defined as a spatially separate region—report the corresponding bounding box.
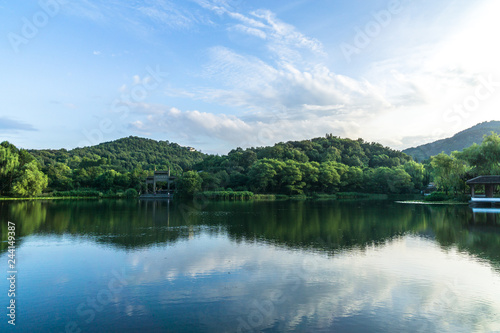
[124,234,500,332]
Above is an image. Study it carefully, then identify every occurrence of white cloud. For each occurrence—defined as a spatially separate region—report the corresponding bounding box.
[227,11,267,29]
[201,47,387,111]
[250,9,325,57]
[63,0,209,33]
[197,1,325,63]
[65,0,500,152]
[354,0,500,149]
[231,24,266,39]
[193,0,499,151]
[136,1,196,29]
[302,104,344,111]
[128,104,254,146]
[126,101,364,152]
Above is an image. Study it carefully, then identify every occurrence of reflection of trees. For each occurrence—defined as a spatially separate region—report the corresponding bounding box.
[0,200,194,253]
[211,200,424,252]
[425,205,500,269]
[1,201,46,252]
[1,200,500,270]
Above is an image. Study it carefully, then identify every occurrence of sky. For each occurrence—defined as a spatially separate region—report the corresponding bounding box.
[1,0,500,154]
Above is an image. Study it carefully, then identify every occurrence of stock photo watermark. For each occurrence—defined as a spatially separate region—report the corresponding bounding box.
[416,278,461,333]
[340,0,402,63]
[441,74,500,132]
[236,255,325,332]
[7,0,67,53]
[6,221,17,326]
[56,269,128,333]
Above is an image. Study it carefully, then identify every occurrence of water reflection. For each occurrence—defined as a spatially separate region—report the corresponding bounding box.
[2,200,500,269]
[1,200,500,332]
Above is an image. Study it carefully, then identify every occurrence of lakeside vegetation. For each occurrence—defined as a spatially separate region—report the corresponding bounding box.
[1,132,499,200]
[426,132,500,195]
[176,134,427,198]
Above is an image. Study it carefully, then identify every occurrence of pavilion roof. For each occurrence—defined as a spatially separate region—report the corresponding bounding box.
[466,176,500,185]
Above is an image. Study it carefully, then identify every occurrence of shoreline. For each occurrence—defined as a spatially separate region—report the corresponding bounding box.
[395,200,469,205]
[0,192,400,202]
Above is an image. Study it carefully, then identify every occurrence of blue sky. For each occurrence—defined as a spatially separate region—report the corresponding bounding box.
[1,0,499,154]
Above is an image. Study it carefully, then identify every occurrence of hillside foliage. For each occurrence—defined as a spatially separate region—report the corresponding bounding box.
[3,135,428,197]
[429,132,500,194]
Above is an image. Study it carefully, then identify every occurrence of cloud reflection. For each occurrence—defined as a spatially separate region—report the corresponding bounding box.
[124,233,500,332]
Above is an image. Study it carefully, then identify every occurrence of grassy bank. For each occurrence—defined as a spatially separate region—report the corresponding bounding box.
[396,191,471,205]
[0,196,100,201]
[194,191,254,200]
[0,189,139,201]
[193,191,388,201]
[0,190,402,202]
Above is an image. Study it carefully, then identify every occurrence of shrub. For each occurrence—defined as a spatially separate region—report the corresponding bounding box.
[453,193,470,202]
[53,190,102,197]
[336,192,370,199]
[125,188,138,198]
[195,191,254,200]
[424,191,450,202]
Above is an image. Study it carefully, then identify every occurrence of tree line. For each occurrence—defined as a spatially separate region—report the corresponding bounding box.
[177,135,427,197]
[3,132,499,199]
[0,141,48,196]
[1,135,431,198]
[429,132,500,195]
[18,132,500,198]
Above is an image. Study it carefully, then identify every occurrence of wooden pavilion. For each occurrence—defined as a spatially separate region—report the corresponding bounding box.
[466,175,500,203]
[140,168,176,199]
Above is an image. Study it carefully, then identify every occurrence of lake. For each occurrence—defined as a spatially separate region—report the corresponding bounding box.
[1,199,500,332]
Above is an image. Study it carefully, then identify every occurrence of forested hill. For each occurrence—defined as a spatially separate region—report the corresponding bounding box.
[29,136,205,174]
[30,134,411,174]
[403,121,500,161]
[232,135,412,168]
[190,134,419,195]
[3,134,422,197]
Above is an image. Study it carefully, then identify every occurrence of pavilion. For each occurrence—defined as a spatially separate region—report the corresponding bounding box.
[141,168,176,199]
[466,175,500,203]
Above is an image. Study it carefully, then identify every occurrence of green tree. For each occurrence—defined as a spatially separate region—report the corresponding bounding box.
[403,160,425,190]
[96,169,121,190]
[343,166,364,191]
[389,167,414,193]
[12,161,48,197]
[0,143,20,195]
[364,167,412,194]
[46,162,73,190]
[248,159,283,193]
[455,132,500,175]
[299,161,319,193]
[200,171,221,191]
[430,153,468,194]
[318,162,341,193]
[125,188,138,198]
[280,160,304,194]
[322,147,342,162]
[177,171,202,197]
[240,150,257,169]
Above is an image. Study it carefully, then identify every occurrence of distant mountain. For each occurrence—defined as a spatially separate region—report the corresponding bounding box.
[403,121,500,161]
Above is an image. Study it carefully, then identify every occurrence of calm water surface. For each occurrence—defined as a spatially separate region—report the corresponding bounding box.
[1,199,500,332]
